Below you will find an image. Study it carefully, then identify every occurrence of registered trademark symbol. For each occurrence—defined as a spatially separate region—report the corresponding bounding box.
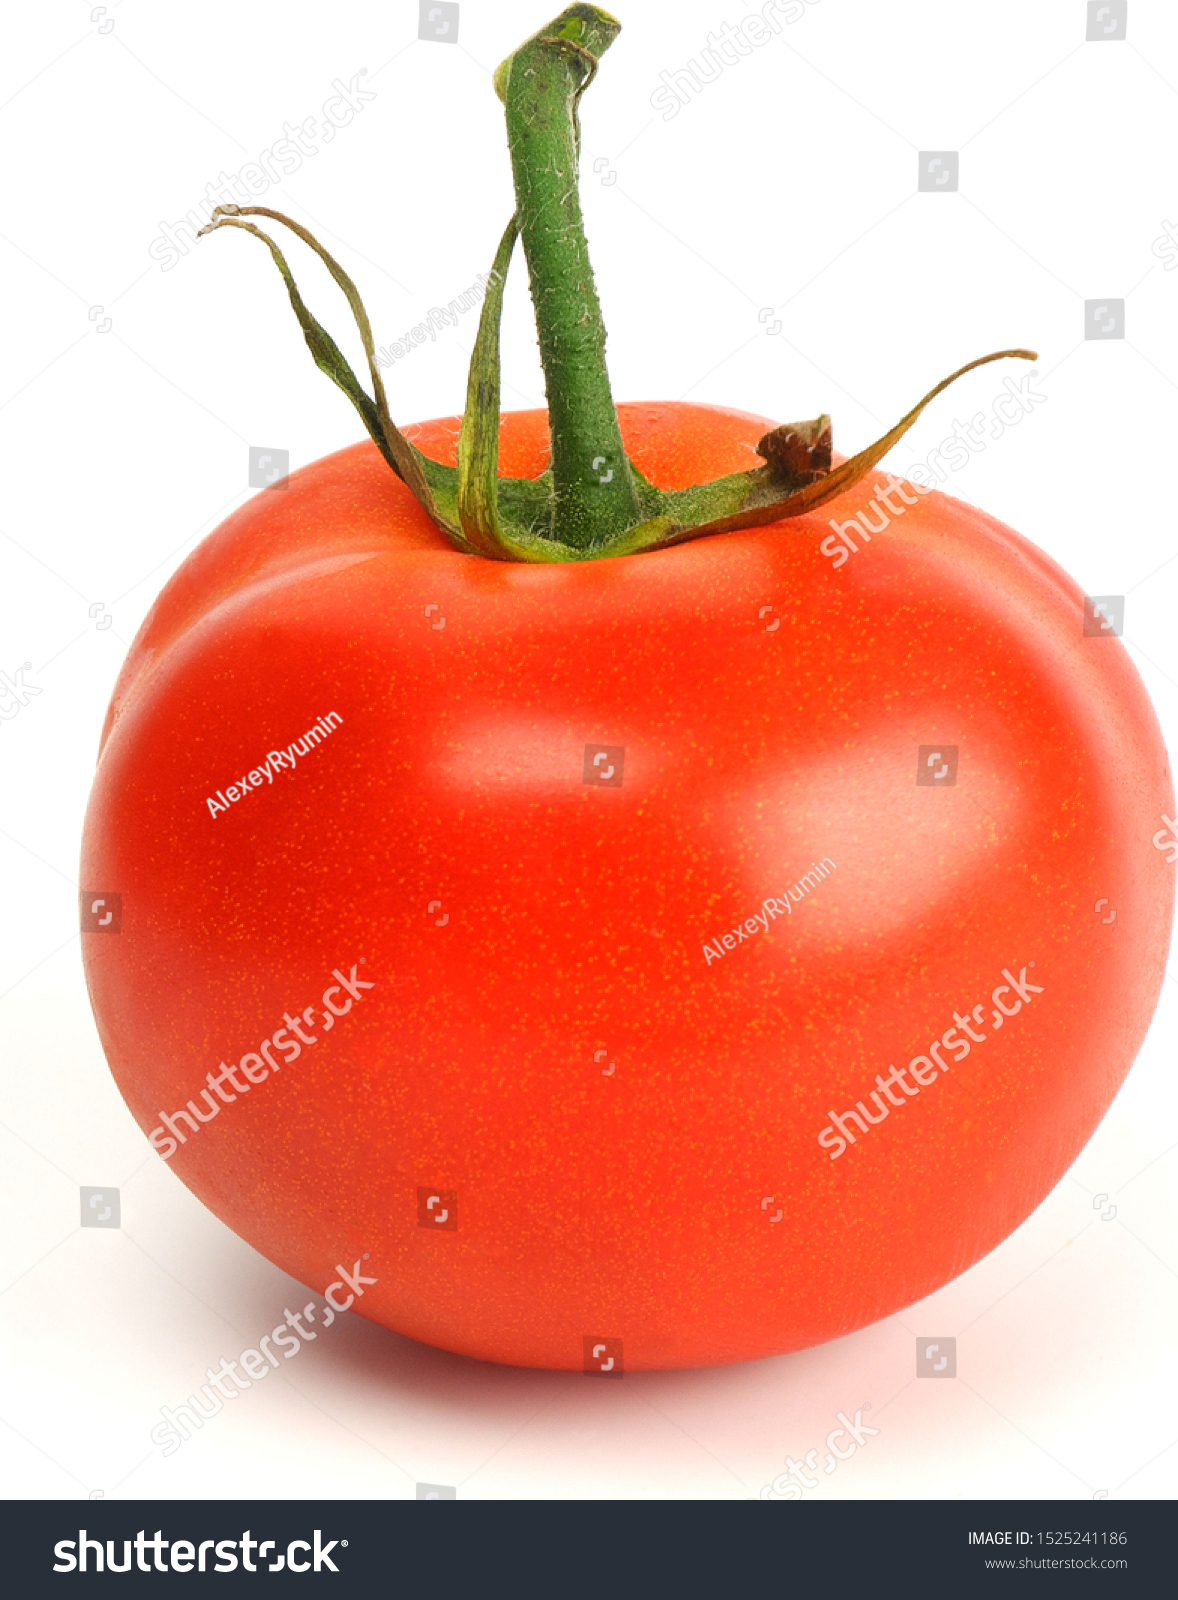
[342,1540,349,1546]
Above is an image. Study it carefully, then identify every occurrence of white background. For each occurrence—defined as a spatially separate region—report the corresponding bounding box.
[2,0,1177,1501]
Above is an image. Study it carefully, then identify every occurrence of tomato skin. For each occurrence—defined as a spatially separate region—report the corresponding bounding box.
[82,402,1173,1370]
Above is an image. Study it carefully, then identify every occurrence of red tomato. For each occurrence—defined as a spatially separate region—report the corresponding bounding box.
[81,401,1173,1370]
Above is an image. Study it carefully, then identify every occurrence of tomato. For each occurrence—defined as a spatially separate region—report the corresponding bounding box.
[80,400,1173,1371]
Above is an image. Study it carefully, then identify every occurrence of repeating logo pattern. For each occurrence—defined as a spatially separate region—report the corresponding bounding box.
[917,1337,956,1378]
[2,0,1173,1511]
[80,1187,120,1228]
[918,151,958,191]
[417,1188,457,1231]
[1084,595,1125,636]
[248,446,289,489]
[916,746,959,786]
[80,892,122,932]
[583,1336,623,1377]
[583,744,625,787]
[419,2,459,43]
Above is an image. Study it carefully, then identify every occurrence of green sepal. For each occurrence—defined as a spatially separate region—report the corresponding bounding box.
[197,204,474,550]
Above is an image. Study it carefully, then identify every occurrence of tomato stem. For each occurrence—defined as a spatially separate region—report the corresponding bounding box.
[494,6,642,550]
[197,9,1039,567]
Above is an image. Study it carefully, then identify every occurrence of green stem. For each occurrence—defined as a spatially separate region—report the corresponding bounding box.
[199,10,1039,569]
[496,5,640,549]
